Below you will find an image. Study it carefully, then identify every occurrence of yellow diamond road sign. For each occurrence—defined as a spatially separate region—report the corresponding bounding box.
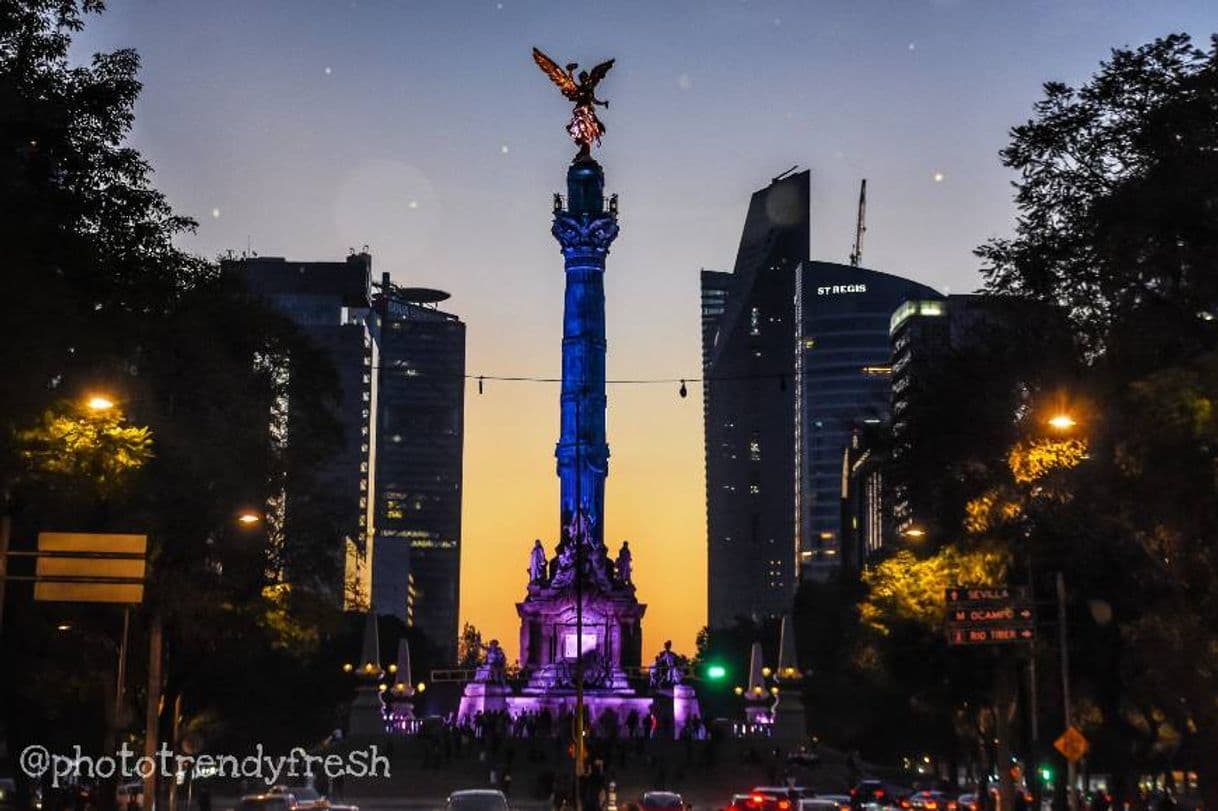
[1054,726,1089,763]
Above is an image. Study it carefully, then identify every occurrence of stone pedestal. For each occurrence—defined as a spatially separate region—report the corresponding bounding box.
[650,685,703,740]
[771,683,807,747]
[457,681,511,724]
[386,694,415,733]
[348,686,385,737]
[672,684,702,738]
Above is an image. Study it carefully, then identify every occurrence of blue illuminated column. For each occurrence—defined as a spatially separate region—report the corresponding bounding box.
[551,159,619,546]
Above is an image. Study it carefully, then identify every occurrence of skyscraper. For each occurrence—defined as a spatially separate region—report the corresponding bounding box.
[229,253,379,611]
[889,293,1006,536]
[703,171,808,629]
[793,262,939,580]
[703,171,940,626]
[372,277,465,661]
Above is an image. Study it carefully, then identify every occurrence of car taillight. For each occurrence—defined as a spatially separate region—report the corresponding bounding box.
[874,791,885,799]
[948,802,957,811]
[778,801,791,810]
[927,802,938,809]
[900,800,912,808]
[750,796,764,807]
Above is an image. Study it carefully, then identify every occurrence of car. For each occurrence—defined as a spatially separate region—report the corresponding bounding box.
[642,792,687,811]
[728,794,756,811]
[267,783,359,811]
[446,790,510,811]
[746,787,808,811]
[852,781,911,811]
[237,795,296,811]
[801,799,851,811]
[909,791,957,811]
[957,795,979,811]
[819,796,854,811]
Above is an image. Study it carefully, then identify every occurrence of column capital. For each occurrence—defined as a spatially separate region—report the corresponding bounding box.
[552,212,619,258]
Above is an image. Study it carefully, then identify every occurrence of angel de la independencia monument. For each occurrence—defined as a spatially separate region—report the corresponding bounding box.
[456,49,702,738]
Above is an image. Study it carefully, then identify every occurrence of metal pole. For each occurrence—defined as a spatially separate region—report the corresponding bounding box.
[145,613,164,811]
[116,606,131,716]
[573,390,585,811]
[1056,573,1074,811]
[1026,561,1040,808]
[0,513,10,635]
[167,693,182,811]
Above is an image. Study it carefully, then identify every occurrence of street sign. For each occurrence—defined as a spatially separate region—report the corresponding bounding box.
[945,584,1035,646]
[1053,726,1089,763]
[946,586,1029,603]
[33,533,146,604]
[948,627,1035,645]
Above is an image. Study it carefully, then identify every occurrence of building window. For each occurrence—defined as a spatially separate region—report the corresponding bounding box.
[749,307,761,336]
[749,436,761,461]
[749,484,760,494]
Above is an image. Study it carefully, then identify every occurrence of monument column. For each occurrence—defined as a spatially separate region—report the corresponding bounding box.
[552,159,619,546]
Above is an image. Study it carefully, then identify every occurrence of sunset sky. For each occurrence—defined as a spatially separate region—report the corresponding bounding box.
[76,0,1215,661]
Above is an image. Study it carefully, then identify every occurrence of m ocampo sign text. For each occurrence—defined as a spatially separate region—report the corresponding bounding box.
[945,584,1035,646]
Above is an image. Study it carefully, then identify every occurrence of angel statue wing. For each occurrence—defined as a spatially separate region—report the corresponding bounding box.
[586,58,615,89]
[533,47,578,101]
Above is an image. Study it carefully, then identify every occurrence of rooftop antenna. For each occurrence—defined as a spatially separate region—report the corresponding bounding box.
[772,164,799,183]
[849,178,867,268]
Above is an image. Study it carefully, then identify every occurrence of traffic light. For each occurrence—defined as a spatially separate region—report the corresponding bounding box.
[705,663,728,681]
[1038,765,1054,786]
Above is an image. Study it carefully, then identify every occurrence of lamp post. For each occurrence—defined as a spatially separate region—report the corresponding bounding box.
[149,509,264,811]
[573,387,586,808]
[1024,408,1082,811]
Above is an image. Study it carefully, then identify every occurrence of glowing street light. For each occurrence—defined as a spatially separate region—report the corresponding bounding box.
[236,510,261,526]
[1047,413,1077,431]
[86,395,115,412]
[902,527,927,540]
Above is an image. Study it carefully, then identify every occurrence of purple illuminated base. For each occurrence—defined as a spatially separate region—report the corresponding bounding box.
[507,693,655,732]
[456,682,511,722]
[456,684,703,740]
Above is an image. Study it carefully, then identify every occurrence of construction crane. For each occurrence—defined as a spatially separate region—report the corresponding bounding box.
[848,179,867,268]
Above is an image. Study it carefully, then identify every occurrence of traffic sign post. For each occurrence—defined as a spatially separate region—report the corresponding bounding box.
[945,585,1035,646]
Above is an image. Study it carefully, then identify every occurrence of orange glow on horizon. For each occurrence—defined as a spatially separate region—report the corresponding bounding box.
[459,354,708,666]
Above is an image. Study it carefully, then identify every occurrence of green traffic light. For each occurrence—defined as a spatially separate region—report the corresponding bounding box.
[1038,766,1054,784]
[706,664,727,680]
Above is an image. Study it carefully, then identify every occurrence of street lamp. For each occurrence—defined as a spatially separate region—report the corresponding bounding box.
[236,510,261,526]
[1047,413,1077,431]
[902,527,927,540]
[86,394,116,412]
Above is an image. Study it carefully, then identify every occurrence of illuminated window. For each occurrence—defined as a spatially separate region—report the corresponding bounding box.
[749,484,760,494]
[749,437,761,461]
[749,307,761,336]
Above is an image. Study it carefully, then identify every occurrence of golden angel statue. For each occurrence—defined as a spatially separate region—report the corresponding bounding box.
[532,47,615,160]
